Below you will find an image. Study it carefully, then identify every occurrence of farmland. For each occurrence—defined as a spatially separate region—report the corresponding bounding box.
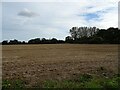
[2,44,119,88]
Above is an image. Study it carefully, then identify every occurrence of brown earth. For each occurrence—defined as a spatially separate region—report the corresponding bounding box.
[2,44,118,87]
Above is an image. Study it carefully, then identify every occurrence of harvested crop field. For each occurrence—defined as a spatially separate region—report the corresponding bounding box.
[2,44,119,87]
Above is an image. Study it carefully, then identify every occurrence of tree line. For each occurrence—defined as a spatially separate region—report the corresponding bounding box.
[2,38,64,45]
[66,27,120,44]
[2,27,120,45]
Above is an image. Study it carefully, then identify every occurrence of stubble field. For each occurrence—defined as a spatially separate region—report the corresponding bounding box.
[2,44,119,88]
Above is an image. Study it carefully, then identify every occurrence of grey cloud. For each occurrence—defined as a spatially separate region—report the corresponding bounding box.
[18,8,39,17]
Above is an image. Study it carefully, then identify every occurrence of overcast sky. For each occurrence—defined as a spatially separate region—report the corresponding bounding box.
[2,0,119,41]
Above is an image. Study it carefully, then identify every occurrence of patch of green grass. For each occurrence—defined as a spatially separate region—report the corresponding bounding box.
[2,73,120,89]
[101,77,119,89]
[43,74,120,88]
[84,78,102,88]
[43,80,84,88]
[2,79,25,89]
[43,74,93,88]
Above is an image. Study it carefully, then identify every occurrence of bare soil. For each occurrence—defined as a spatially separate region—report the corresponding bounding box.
[2,44,118,87]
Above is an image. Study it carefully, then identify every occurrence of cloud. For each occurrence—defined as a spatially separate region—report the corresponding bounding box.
[2,1,119,41]
[2,0,119,2]
[18,8,39,17]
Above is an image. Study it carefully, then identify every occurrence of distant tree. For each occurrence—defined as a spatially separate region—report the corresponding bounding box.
[9,39,19,44]
[58,40,65,43]
[69,27,99,40]
[41,38,46,44]
[106,27,119,43]
[34,38,41,44]
[51,38,58,44]
[65,36,73,43]
[69,27,99,43]
[89,37,104,44]
[28,39,34,44]
[2,40,8,45]
[88,27,99,36]
[22,41,26,44]
[28,38,41,44]
[68,27,119,44]
[70,27,78,40]
[96,27,120,44]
